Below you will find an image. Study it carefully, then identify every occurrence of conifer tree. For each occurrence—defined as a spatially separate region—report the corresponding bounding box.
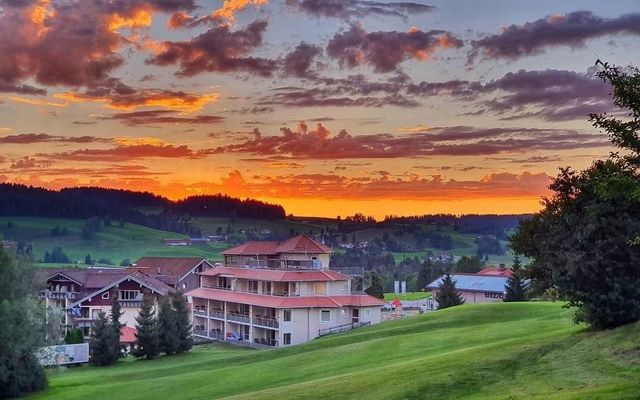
[0,245,47,398]
[90,311,119,366]
[110,291,125,357]
[504,256,527,302]
[133,297,160,359]
[365,271,385,299]
[172,293,193,353]
[158,297,179,355]
[435,274,464,309]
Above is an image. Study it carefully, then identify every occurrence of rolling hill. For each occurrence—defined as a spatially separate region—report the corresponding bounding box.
[33,303,640,399]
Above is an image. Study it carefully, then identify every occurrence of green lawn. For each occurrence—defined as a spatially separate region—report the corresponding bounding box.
[383,292,431,301]
[0,217,230,265]
[33,303,640,399]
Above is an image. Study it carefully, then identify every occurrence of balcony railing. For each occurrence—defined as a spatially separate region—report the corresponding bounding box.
[40,290,77,299]
[252,338,278,347]
[253,316,279,329]
[118,300,143,308]
[227,312,250,324]
[210,309,225,319]
[318,321,371,337]
[193,308,208,317]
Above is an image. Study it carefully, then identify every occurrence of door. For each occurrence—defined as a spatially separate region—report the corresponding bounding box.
[352,309,360,323]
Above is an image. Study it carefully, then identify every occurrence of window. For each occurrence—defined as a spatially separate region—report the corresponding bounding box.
[101,292,109,300]
[283,333,291,346]
[261,281,272,294]
[314,282,326,294]
[321,310,331,323]
[283,309,292,322]
[248,280,259,293]
[119,290,141,300]
[340,308,347,317]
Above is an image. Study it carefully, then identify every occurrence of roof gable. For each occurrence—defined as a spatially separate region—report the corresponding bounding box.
[131,257,213,282]
[222,235,332,256]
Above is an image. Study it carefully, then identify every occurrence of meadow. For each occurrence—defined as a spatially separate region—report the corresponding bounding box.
[32,303,640,399]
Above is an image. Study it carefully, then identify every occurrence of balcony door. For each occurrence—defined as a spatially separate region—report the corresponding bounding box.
[352,309,360,323]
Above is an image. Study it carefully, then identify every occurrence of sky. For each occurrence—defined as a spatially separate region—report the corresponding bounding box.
[0,0,638,218]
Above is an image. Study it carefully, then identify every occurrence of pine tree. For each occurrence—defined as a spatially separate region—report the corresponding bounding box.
[110,291,125,357]
[133,297,160,359]
[158,297,179,355]
[0,246,47,398]
[435,274,464,310]
[504,256,527,302]
[172,293,193,353]
[90,311,119,366]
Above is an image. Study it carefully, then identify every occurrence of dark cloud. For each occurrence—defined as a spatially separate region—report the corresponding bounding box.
[257,87,419,108]
[204,122,611,159]
[477,69,615,121]
[286,0,434,21]
[468,11,640,65]
[40,143,201,162]
[327,24,462,73]
[283,43,322,78]
[0,83,47,95]
[0,133,107,144]
[0,0,195,90]
[146,20,278,77]
[9,156,49,169]
[100,109,225,125]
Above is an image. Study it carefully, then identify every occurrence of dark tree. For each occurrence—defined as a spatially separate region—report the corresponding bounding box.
[365,271,385,299]
[0,245,47,398]
[158,298,180,355]
[133,298,160,360]
[504,256,527,302]
[172,293,193,353]
[90,311,119,366]
[511,62,640,329]
[110,293,125,357]
[435,274,464,310]
[455,256,483,273]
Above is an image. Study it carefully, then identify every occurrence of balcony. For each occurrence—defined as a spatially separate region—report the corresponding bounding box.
[203,285,232,291]
[253,316,279,329]
[193,308,208,316]
[209,309,225,320]
[118,300,143,308]
[40,290,77,300]
[227,312,250,324]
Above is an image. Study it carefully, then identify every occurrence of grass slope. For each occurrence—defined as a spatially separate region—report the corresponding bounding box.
[34,303,640,399]
[0,217,229,265]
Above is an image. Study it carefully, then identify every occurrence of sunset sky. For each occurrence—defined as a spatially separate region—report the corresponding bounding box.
[0,0,638,218]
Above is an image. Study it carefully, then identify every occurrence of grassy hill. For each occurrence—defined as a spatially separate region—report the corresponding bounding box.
[34,303,640,399]
[0,217,230,265]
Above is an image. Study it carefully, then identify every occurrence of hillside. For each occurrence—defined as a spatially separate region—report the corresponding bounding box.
[0,217,229,265]
[34,303,640,399]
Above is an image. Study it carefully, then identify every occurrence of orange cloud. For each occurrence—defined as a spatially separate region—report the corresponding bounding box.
[53,90,219,111]
[108,9,153,32]
[212,0,269,23]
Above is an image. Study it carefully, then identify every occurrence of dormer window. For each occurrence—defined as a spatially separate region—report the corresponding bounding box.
[101,292,110,300]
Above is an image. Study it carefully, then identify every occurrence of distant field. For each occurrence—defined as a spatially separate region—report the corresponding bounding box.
[33,303,640,399]
[0,217,229,265]
[383,292,431,301]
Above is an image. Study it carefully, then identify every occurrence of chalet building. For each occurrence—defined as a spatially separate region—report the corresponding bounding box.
[128,257,215,292]
[42,268,173,338]
[186,235,385,348]
[426,274,509,307]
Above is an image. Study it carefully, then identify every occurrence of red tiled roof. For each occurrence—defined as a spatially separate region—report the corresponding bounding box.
[201,266,350,282]
[185,288,385,308]
[130,257,211,282]
[120,326,137,344]
[222,235,332,256]
[477,267,513,277]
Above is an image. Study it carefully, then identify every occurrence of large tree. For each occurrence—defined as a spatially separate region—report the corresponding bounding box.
[504,256,527,302]
[511,62,640,329]
[110,292,125,357]
[0,245,47,398]
[365,271,385,299]
[133,297,160,360]
[158,297,180,355]
[435,274,465,310]
[172,293,193,354]
[90,311,119,366]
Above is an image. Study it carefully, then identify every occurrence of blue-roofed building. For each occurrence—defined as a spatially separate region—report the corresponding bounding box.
[426,274,509,307]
